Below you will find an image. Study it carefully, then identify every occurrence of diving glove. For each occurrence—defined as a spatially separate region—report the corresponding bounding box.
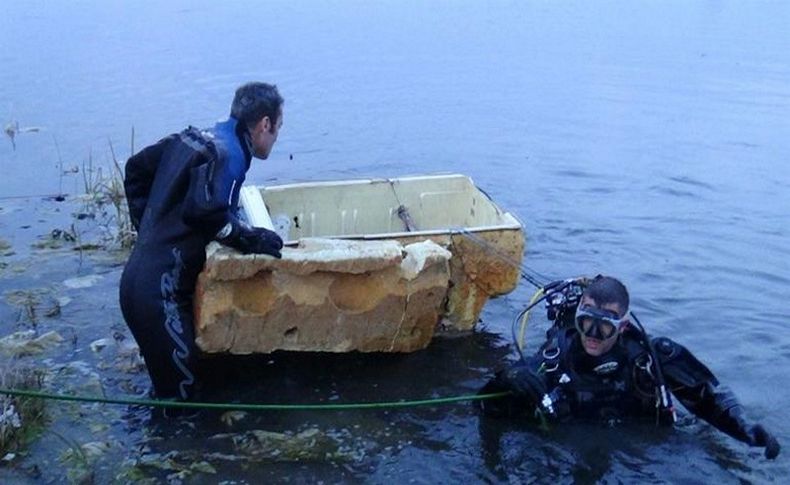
[504,365,548,404]
[747,424,780,459]
[217,220,283,258]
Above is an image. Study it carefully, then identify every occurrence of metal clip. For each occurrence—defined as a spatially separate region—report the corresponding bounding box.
[542,347,560,360]
[541,393,555,415]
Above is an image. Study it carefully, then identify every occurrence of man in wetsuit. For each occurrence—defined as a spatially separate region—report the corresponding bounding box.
[120,82,284,401]
[478,276,780,459]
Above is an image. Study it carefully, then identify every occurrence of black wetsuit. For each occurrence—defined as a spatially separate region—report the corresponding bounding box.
[120,117,252,400]
[479,325,776,453]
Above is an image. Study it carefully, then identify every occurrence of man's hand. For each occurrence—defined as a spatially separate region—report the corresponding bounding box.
[748,424,780,459]
[218,221,283,258]
[504,365,547,404]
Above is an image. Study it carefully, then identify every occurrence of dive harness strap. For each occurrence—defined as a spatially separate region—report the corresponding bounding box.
[631,312,677,423]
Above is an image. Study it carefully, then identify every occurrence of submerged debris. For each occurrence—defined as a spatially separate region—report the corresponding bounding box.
[0,330,64,357]
[89,338,112,354]
[88,331,144,374]
[4,287,60,324]
[219,410,248,427]
[59,439,114,483]
[119,450,217,483]
[3,121,41,151]
[210,427,360,462]
[62,274,104,290]
[31,228,77,251]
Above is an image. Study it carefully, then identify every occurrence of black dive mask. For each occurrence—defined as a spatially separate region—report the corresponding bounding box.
[574,305,627,340]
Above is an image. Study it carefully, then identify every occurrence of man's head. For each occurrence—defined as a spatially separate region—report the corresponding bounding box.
[575,276,630,356]
[230,82,284,159]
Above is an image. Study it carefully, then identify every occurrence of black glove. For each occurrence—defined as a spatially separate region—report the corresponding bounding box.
[747,424,780,459]
[504,365,547,404]
[706,387,781,460]
[218,221,283,257]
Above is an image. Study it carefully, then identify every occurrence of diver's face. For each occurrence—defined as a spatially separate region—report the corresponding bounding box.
[250,108,283,159]
[578,295,623,357]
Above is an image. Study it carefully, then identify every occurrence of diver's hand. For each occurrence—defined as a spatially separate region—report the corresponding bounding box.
[218,221,283,258]
[748,424,780,459]
[504,365,547,404]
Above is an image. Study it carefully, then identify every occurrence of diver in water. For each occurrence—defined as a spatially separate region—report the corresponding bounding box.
[478,275,780,459]
[120,82,284,401]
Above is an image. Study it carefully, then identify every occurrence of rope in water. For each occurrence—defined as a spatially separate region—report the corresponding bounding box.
[0,387,510,411]
[449,228,548,289]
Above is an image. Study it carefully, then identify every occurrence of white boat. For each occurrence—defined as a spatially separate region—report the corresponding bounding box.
[194,174,524,354]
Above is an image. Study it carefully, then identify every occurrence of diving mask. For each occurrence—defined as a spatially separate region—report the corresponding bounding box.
[574,305,628,340]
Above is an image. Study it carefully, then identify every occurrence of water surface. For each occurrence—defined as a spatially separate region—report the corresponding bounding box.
[1,1,788,482]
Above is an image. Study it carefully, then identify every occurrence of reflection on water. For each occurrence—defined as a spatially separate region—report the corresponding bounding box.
[1,0,789,482]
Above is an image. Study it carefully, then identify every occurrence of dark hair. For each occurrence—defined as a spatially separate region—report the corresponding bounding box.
[584,275,630,317]
[230,82,284,132]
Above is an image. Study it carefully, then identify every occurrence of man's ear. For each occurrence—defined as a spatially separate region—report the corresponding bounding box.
[252,116,270,135]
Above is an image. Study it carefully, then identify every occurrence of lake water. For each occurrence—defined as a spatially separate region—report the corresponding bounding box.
[1,0,789,482]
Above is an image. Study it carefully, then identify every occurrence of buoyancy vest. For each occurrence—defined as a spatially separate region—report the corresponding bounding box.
[539,326,669,423]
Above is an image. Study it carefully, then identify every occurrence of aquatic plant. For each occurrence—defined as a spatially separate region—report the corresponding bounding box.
[106,138,135,249]
[0,366,47,458]
[61,132,136,252]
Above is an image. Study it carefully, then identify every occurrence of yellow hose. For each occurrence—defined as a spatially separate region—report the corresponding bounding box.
[518,287,544,351]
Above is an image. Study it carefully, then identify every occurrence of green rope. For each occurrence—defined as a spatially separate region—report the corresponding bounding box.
[0,387,511,411]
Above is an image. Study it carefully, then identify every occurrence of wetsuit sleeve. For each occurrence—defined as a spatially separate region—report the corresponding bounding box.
[656,337,780,457]
[123,135,175,231]
[182,143,245,237]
